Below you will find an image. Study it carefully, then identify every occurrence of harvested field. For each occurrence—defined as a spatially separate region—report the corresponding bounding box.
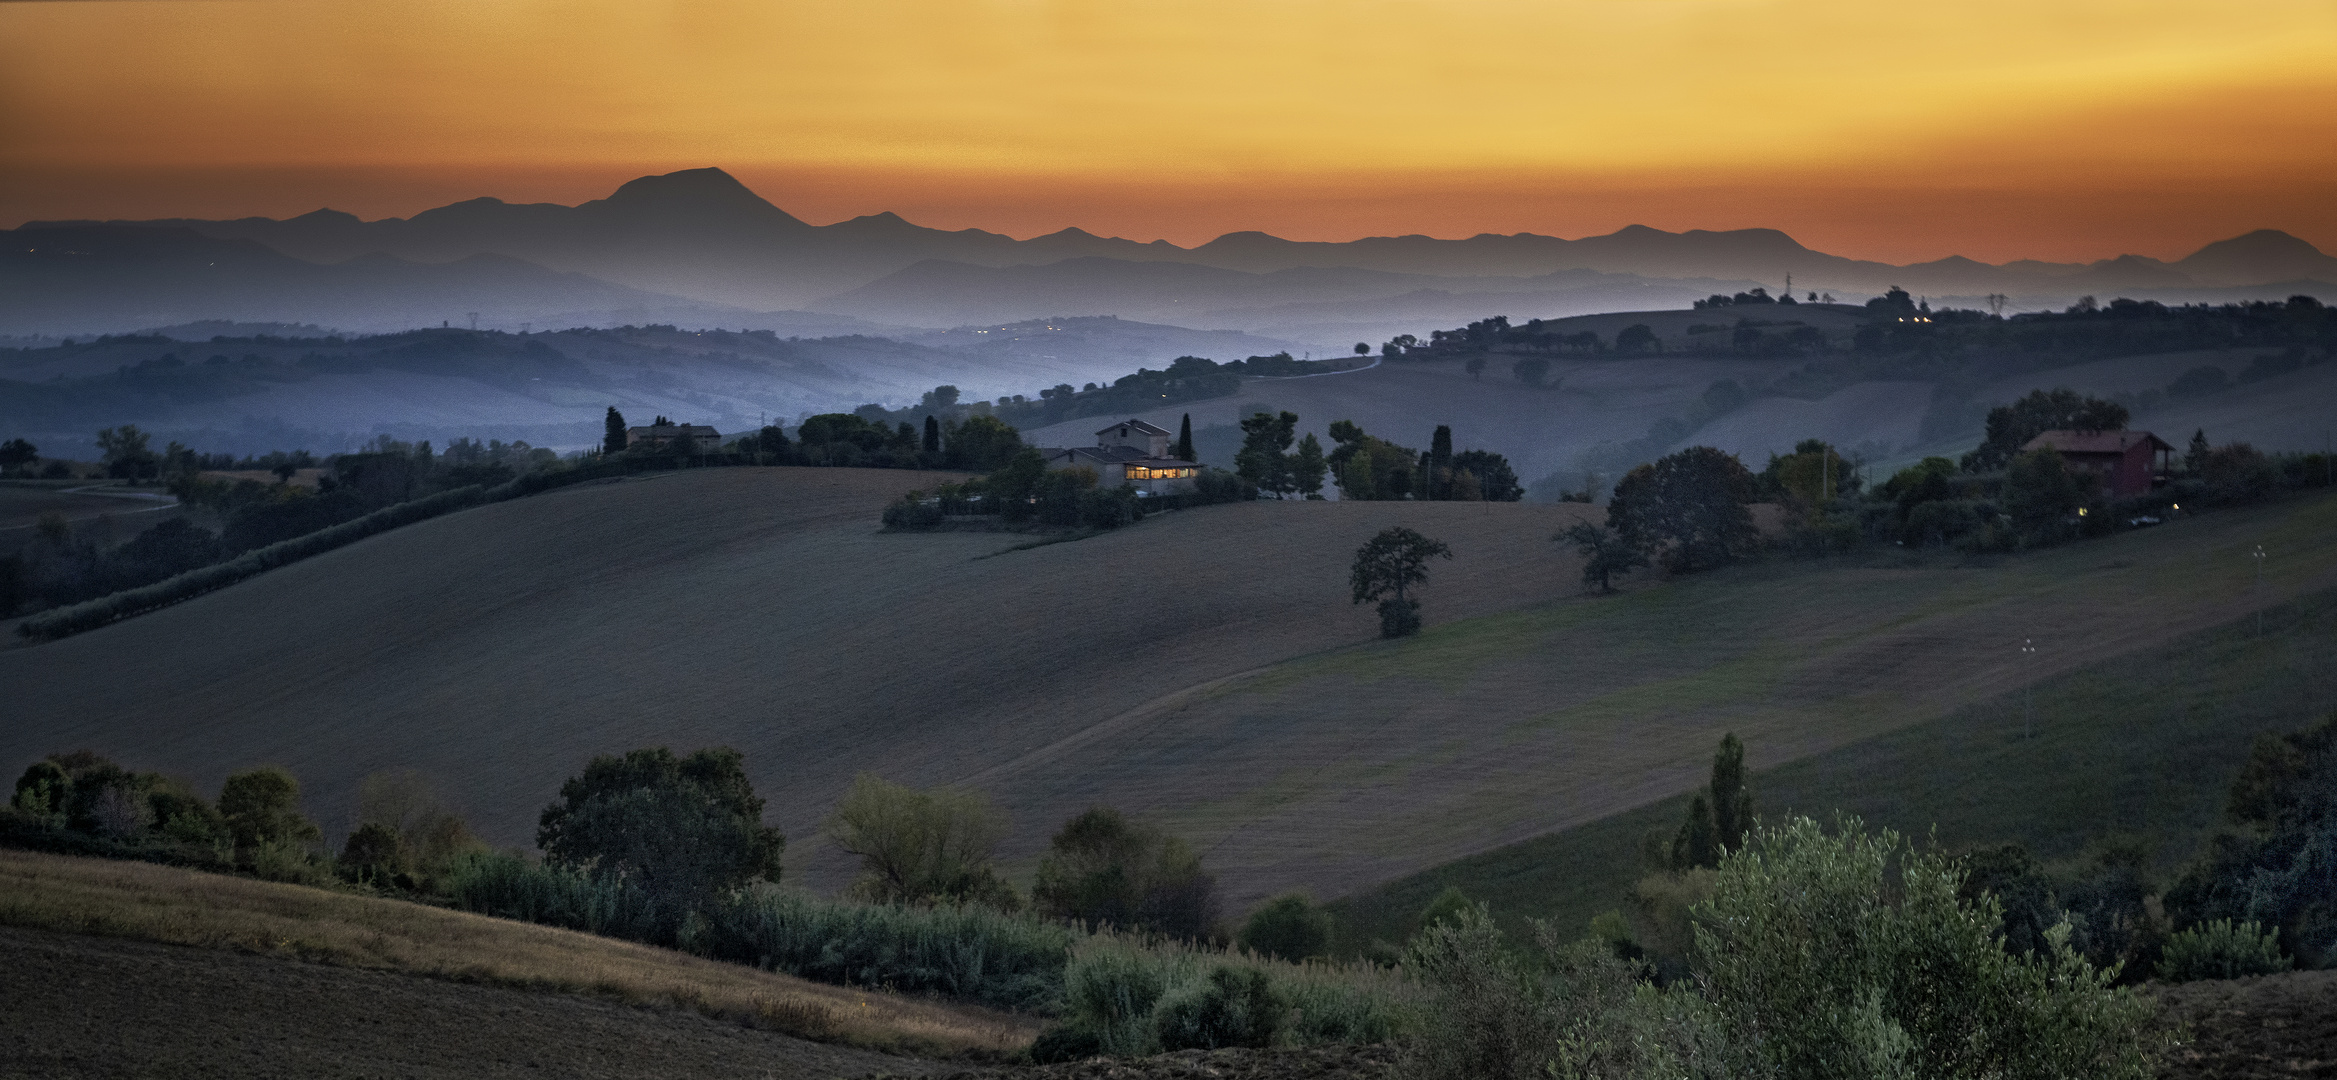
[2154,969,2337,1080]
[0,848,1037,1057]
[875,1045,1401,1080]
[0,924,950,1080]
[0,466,1598,900]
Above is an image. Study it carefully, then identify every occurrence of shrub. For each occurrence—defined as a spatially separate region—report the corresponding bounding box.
[18,484,486,641]
[2201,443,2277,506]
[827,773,1017,908]
[1028,1023,1105,1063]
[1698,816,2164,1079]
[880,495,946,531]
[1239,892,1331,962]
[1154,965,1282,1051]
[1033,807,1222,941]
[1403,905,1724,1080]
[218,766,321,855]
[2157,919,2289,982]
[703,885,1073,1011]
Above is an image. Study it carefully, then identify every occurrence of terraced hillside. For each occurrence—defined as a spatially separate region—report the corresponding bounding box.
[5,468,2331,911]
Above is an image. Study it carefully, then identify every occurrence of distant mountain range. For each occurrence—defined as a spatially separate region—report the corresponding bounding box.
[11,167,2334,341]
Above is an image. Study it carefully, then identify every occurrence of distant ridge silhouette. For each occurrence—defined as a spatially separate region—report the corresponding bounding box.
[18,167,2336,315]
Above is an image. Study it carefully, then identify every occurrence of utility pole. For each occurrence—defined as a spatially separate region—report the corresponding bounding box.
[2021,637,2037,739]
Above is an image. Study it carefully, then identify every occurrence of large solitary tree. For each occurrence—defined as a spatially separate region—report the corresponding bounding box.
[537,747,785,926]
[1351,525,1452,637]
[1558,521,1648,593]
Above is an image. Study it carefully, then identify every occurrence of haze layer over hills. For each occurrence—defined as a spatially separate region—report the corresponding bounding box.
[14,168,2335,339]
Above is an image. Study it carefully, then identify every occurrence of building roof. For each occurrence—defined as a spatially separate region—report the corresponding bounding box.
[1098,419,1173,437]
[2021,430,2173,455]
[1046,446,1197,467]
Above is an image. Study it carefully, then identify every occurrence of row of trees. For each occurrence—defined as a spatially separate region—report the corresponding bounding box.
[1235,413,1523,502]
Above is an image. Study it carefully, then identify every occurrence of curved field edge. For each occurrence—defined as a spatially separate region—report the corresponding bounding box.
[1327,578,2337,951]
[0,847,1041,1058]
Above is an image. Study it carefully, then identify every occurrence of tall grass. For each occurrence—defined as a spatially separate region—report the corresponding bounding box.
[704,886,1076,1012]
[1060,933,1410,1056]
[442,852,1078,1013]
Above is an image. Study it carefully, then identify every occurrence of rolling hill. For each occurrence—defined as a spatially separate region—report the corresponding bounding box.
[4,467,2333,913]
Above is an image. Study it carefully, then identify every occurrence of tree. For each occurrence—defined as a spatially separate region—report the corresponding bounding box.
[2185,428,2210,474]
[1606,446,1758,573]
[537,747,785,924]
[1032,807,1221,939]
[1511,358,1551,388]
[96,425,159,481]
[758,424,790,463]
[1670,793,1719,870]
[1709,733,1751,853]
[1353,342,1370,355]
[1175,413,1195,462]
[1238,893,1331,961]
[1292,433,1327,498]
[1427,425,1453,499]
[828,773,1015,908]
[1699,816,2163,1080]
[1961,389,2129,472]
[219,766,321,853]
[921,385,961,409]
[1351,526,1452,638]
[603,407,628,455]
[1614,324,1659,354]
[945,414,1023,471]
[0,437,36,471]
[1450,449,1521,501]
[1325,420,1417,501]
[1559,521,1648,593]
[2003,446,2082,541]
[1235,411,1298,497]
[922,415,942,454]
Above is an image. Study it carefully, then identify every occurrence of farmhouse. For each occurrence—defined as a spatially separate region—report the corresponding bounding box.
[624,421,722,452]
[2021,430,2174,497]
[1042,419,1200,494]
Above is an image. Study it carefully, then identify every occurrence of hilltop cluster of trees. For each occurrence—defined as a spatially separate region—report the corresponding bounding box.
[1229,413,1521,502]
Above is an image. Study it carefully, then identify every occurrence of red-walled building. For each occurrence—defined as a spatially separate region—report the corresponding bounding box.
[2020,430,2175,497]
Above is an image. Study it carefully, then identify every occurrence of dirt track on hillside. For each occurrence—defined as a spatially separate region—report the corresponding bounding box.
[0,467,1601,901]
[0,926,944,1080]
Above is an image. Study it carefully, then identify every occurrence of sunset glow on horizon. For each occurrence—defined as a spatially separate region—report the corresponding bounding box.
[4,0,2333,263]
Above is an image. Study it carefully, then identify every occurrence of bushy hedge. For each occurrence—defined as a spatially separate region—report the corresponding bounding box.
[703,885,1077,1012]
[2156,919,2290,982]
[16,485,485,641]
[443,850,1077,1012]
[1054,936,1406,1057]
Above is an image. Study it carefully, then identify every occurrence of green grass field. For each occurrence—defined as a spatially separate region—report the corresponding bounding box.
[1329,578,2337,950]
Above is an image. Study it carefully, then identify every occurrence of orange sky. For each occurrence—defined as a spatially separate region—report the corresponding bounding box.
[3,0,2333,263]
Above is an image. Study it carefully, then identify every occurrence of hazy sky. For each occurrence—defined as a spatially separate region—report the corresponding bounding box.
[4,0,2332,262]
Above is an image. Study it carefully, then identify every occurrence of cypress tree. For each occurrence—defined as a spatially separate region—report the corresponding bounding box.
[2186,428,2210,475]
[923,415,942,454]
[1176,413,1195,462]
[603,406,628,455]
[1671,792,1717,870]
[1710,732,1752,854]
[1429,425,1453,500]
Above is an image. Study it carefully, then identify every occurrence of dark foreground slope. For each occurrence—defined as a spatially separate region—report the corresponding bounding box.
[0,926,942,1080]
[0,467,1597,898]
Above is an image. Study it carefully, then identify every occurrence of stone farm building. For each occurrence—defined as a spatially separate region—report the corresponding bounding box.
[2021,430,2174,498]
[625,421,722,452]
[1043,419,1200,494]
